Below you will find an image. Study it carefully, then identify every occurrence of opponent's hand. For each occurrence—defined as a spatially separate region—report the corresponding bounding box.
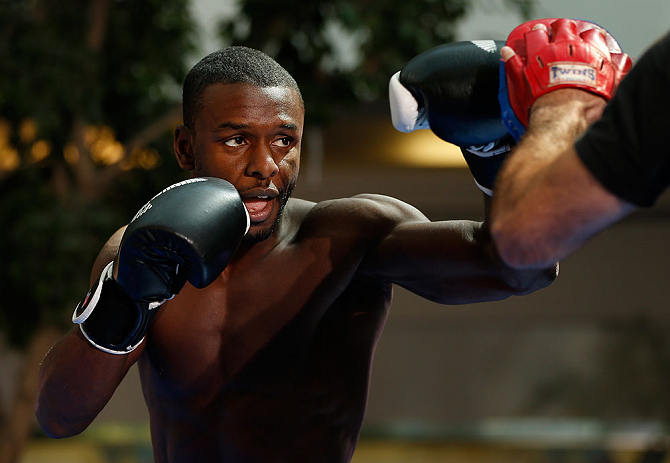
[389,40,513,194]
[499,18,632,141]
[73,177,249,354]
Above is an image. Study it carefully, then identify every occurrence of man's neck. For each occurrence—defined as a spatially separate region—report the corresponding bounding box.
[231,198,296,262]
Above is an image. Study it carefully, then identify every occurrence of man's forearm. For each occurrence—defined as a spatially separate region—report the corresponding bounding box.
[35,327,136,438]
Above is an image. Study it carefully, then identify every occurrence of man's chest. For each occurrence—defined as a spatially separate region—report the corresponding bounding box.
[140,238,379,395]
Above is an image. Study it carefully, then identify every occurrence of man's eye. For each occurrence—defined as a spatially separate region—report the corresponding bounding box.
[224,136,246,147]
[273,137,292,147]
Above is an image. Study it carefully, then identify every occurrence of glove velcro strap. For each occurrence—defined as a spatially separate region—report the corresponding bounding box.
[73,261,159,355]
[460,135,515,195]
[389,71,430,133]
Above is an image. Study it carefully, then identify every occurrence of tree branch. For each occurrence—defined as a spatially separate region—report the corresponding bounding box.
[87,0,111,52]
[98,104,183,191]
[0,326,61,463]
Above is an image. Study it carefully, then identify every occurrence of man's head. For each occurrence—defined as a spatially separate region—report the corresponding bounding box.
[182,46,304,134]
[175,47,304,243]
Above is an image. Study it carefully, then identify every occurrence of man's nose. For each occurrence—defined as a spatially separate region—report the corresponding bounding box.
[245,145,279,180]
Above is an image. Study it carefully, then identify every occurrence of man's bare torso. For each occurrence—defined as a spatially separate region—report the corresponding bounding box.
[136,197,394,462]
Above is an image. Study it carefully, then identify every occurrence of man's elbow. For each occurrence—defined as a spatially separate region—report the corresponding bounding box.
[493,234,538,269]
[509,262,559,296]
[491,218,558,270]
[35,402,89,439]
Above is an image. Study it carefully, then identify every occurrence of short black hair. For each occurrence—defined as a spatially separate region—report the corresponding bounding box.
[182,46,303,130]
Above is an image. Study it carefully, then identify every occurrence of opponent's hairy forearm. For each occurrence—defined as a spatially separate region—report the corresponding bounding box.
[490,91,606,266]
[35,326,137,438]
[494,92,599,211]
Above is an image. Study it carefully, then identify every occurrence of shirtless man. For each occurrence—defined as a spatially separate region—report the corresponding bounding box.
[35,45,556,462]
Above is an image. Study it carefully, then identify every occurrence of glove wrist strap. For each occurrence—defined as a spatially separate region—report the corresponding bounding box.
[460,135,515,196]
[73,261,160,355]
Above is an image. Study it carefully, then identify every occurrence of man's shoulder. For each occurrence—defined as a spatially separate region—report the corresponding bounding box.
[87,226,126,285]
[288,195,427,235]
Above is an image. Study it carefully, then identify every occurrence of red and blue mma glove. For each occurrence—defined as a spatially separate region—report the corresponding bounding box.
[499,18,633,142]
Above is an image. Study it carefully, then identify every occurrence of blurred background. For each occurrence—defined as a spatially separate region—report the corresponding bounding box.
[1,0,669,462]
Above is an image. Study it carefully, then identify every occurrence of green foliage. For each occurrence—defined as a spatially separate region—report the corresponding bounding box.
[219,0,534,122]
[0,170,121,347]
[98,0,196,140]
[0,0,196,143]
[0,0,195,348]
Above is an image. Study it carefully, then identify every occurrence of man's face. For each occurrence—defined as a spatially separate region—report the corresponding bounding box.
[180,82,304,242]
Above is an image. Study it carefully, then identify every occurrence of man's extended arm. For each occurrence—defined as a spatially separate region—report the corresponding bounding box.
[348,188,556,305]
[376,38,557,301]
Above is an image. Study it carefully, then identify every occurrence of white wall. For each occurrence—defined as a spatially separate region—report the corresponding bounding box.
[456,0,669,58]
[190,0,670,61]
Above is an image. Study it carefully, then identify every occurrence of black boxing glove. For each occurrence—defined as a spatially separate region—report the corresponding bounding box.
[73,177,249,354]
[389,40,513,195]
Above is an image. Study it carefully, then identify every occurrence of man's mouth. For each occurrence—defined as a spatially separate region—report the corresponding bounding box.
[241,189,280,223]
[243,197,272,219]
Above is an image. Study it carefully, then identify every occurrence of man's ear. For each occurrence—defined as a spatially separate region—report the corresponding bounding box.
[174,124,195,171]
